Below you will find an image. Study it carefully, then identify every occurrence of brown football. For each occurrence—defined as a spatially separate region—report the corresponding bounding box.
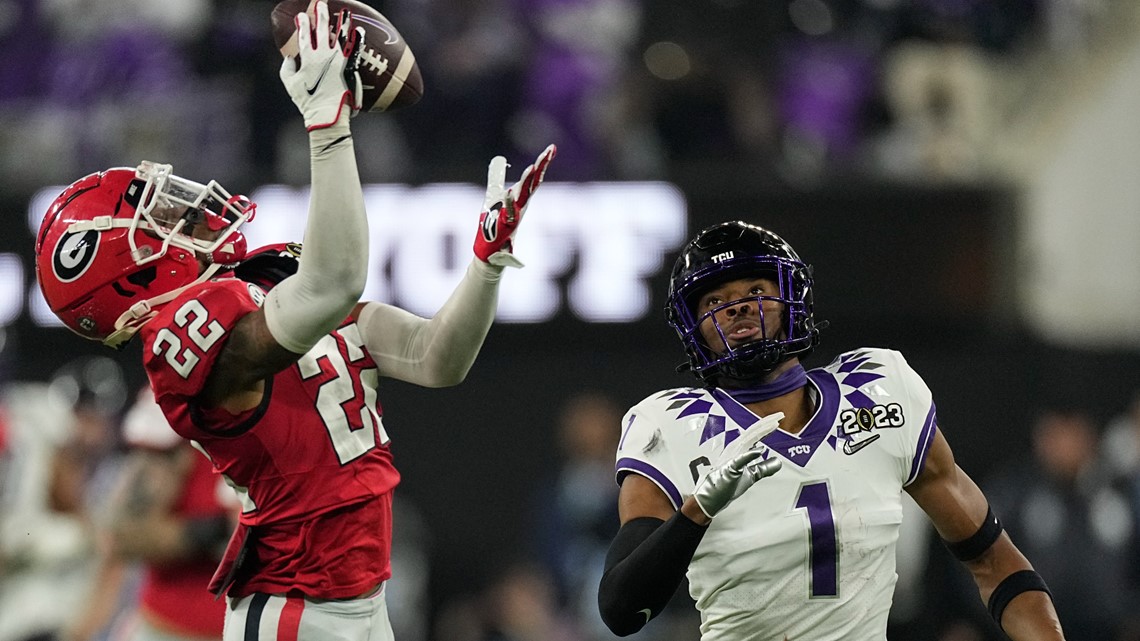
[271,0,423,112]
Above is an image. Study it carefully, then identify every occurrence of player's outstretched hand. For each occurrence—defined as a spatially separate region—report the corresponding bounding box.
[693,450,781,519]
[473,144,557,268]
[692,413,784,519]
[279,1,365,131]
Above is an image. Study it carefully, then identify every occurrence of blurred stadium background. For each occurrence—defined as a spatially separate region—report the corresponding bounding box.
[2,1,1140,640]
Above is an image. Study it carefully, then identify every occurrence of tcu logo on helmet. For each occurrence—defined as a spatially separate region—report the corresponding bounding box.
[711,251,735,263]
[53,229,100,282]
[481,203,503,242]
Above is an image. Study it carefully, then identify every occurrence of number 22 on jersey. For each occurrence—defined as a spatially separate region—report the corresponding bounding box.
[296,327,387,465]
[153,299,387,467]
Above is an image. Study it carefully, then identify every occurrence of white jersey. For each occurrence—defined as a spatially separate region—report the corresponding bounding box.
[616,348,937,641]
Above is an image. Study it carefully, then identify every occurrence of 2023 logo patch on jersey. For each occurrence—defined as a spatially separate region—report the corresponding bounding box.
[838,403,904,454]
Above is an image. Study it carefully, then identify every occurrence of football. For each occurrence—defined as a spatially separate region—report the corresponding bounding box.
[271,0,423,112]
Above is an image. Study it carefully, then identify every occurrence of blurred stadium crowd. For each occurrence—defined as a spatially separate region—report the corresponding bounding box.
[0,0,1130,189]
[3,0,1140,641]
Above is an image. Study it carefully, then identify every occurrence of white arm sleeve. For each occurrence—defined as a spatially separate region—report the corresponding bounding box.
[356,258,503,387]
[264,113,369,354]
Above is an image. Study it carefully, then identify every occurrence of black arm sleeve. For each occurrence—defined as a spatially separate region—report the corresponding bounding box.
[597,513,708,637]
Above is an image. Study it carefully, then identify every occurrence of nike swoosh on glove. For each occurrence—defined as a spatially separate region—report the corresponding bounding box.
[279,1,364,131]
[473,144,557,268]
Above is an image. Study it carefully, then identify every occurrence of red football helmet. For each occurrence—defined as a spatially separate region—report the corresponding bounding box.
[35,161,256,348]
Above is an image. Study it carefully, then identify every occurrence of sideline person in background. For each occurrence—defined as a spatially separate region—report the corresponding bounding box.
[984,407,1138,641]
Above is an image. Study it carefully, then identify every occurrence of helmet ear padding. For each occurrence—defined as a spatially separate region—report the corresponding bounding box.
[665,221,824,384]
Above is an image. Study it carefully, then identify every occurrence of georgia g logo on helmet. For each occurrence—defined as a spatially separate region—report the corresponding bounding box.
[481,202,503,242]
[52,229,100,283]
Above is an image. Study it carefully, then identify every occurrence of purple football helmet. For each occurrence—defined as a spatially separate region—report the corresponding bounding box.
[666,221,822,382]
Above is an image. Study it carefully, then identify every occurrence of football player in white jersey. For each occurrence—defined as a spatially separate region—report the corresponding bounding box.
[597,221,1065,641]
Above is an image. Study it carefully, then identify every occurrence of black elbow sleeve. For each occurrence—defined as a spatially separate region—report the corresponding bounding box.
[597,513,708,636]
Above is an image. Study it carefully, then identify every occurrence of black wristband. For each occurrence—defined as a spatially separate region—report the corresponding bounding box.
[598,513,708,636]
[943,506,1003,562]
[988,569,1053,629]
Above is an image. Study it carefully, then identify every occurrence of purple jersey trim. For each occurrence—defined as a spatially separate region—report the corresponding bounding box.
[905,404,938,486]
[839,371,885,389]
[616,457,683,509]
[617,414,636,450]
[710,387,763,428]
[721,369,840,468]
[837,352,871,373]
[678,399,713,419]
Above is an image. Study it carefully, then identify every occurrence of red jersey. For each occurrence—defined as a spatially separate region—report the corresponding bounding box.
[140,276,400,599]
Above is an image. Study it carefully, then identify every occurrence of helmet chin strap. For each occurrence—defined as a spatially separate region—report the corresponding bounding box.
[103,263,225,349]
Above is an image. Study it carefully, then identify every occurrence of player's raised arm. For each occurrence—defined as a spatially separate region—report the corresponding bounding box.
[265,3,368,349]
[200,3,370,407]
[350,145,556,387]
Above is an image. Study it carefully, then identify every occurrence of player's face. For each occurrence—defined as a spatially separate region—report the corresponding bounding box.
[696,276,786,355]
[146,205,223,272]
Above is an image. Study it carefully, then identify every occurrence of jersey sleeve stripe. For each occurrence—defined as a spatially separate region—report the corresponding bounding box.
[904,403,938,486]
[617,457,683,509]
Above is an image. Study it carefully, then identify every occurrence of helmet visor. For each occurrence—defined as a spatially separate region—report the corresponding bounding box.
[130,161,255,264]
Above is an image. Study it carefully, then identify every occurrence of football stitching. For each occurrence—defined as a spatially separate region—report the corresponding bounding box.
[359,47,390,75]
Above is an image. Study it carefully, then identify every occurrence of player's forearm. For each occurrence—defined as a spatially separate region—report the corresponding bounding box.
[413,258,502,384]
[965,539,1064,641]
[303,109,367,294]
[357,258,502,387]
[266,107,369,353]
[598,514,706,636]
[107,513,229,563]
[997,591,1066,641]
[106,516,192,561]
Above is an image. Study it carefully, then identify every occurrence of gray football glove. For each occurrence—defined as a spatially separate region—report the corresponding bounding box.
[692,411,785,519]
[692,450,782,519]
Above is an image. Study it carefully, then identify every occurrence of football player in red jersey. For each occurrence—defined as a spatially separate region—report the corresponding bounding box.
[33,3,556,640]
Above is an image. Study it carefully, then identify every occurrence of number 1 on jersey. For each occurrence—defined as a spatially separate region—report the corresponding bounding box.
[794,481,838,598]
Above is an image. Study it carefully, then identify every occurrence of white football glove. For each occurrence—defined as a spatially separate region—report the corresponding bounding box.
[692,412,784,519]
[473,144,557,268]
[279,1,364,131]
